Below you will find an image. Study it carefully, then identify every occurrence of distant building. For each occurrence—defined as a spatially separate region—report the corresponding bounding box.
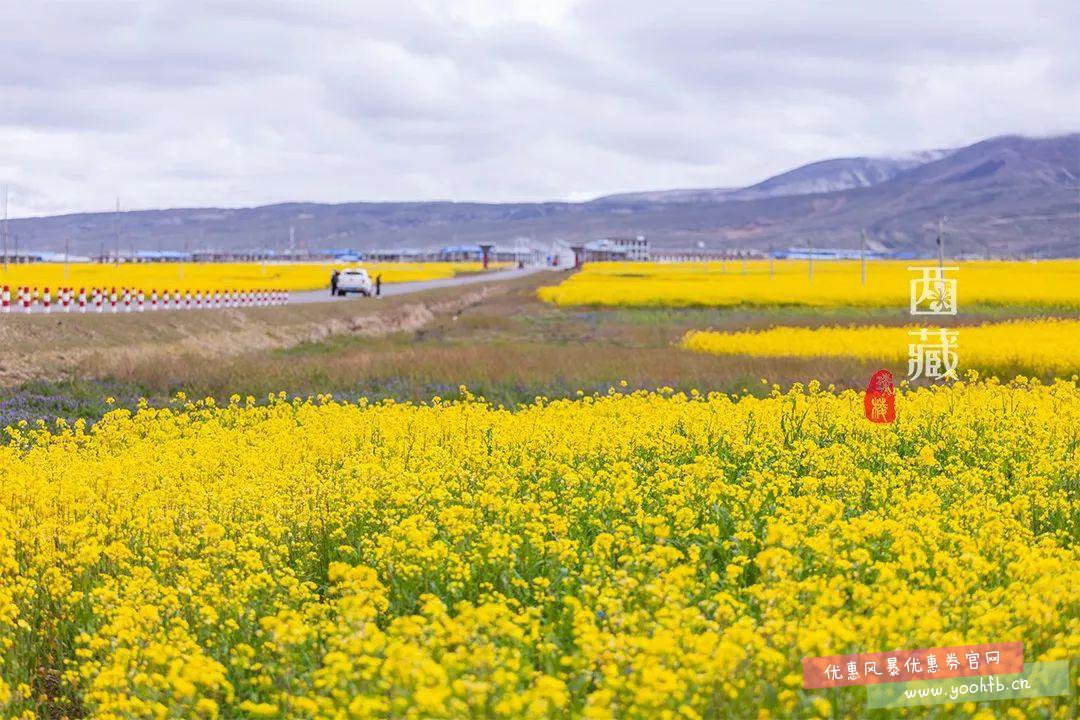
[438,242,546,265]
[439,244,483,262]
[550,240,576,268]
[582,235,650,262]
[777,247,887,260]
[361,248,428,262]
[613,235,650,261]
[0,250,63,264]
[134,250,192,262]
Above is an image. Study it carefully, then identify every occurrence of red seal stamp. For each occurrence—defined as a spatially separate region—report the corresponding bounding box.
[864,369,896,423]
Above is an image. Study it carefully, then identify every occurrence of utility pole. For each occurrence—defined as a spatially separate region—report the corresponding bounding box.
[936,217,946,271]
[860,229,868,286]
[2,183,8,271]
[114,197,121,267]
[64,237,71,279]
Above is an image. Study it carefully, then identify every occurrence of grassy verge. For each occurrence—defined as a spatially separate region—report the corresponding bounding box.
[3,273,1071,427]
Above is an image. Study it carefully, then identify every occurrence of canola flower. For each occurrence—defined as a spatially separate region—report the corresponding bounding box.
[0,261,499,294]
[0,382,1077,718]
[682,318,1080,375]
[537,260,1080,309]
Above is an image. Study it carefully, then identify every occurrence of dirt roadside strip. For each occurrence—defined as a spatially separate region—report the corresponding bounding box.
[0,268,557,387]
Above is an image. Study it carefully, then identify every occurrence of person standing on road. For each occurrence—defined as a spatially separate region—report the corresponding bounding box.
[330,269,339,296]
[375,274,382,297]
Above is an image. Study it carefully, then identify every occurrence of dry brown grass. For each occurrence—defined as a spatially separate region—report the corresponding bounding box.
[62,275,877,404]
[0,280,510,387]
[110,340,871,401]
[9,272,1033,410]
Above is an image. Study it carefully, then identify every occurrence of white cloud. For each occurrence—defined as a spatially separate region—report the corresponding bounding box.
[0,0,1077,217]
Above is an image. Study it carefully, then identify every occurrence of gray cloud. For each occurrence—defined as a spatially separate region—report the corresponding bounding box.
[0,0,1077,217]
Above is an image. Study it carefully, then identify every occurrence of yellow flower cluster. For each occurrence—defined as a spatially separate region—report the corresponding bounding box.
[682,318,1080,375]
[0,261,496,293]
[537,260,1080,309]
[1,382,1077,718]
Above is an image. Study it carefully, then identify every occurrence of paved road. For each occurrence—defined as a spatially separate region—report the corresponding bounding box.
[2,266,555,314]
[290,265,551,305]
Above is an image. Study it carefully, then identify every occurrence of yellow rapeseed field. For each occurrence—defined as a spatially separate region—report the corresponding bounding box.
[683,318,1080,375]
[537,260,1080,309]
[1,382,1076,718]
[0,262,496,293]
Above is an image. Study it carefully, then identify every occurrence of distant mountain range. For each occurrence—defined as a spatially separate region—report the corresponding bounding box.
[595,149,955,204]
[6,133,1079,257]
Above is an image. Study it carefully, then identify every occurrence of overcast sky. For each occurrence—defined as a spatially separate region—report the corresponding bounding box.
[1,0,1077,217]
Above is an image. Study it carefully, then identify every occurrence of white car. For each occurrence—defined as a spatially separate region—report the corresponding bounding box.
[334,268,373,296]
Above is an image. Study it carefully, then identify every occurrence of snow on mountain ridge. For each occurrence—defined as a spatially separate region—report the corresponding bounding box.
[595,147,958,204]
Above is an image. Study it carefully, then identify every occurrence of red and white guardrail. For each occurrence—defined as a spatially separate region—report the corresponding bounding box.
[0,286,288,314]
